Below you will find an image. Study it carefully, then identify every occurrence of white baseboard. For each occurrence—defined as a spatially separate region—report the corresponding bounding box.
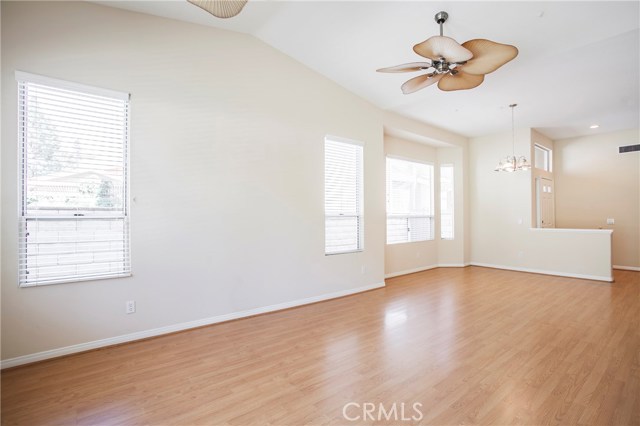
[385,265,438,279]
[384,263,470,279]
[1,282,385,370]
[437,263,470,268]
[613,265,640,272]
[470,262,613,283]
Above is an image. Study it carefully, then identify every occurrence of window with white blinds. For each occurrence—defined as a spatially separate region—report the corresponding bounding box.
[440,164,454,240]
[386,157,434,244]
[17,71,131,287]
[324,136,363,255]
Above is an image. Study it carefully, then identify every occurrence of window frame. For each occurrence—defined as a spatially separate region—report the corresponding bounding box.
[385,155,435,245]
[534,144,553,172]
[16,71,132,287]
[324,135,364,256]
[440,163,455,240]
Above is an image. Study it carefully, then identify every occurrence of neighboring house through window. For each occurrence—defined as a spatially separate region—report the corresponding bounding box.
[17,71,131,286]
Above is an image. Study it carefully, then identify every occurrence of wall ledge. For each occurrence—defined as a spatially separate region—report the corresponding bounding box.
[529,228,613,234]
[470,262,613,283]
[1,281,385,370]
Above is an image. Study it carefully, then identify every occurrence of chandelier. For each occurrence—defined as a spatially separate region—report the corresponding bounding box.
[495,104,531,172]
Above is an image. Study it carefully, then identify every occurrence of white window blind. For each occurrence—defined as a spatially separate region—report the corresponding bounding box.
[17,72,131,287]
[386,157,433,244]
[325,137,363,254]
[440,164,454,240]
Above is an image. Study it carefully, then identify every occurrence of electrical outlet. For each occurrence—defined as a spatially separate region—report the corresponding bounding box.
[361,265,366,274]
[126,300,136,314]
[606,218,615,225]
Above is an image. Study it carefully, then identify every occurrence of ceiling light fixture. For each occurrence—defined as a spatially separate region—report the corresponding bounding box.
[590,124,600,129]
[377,11,518,94]
[495,104,531,172]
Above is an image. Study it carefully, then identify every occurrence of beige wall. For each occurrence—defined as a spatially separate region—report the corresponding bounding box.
[1,1,471,365]
[0,1,391,362]
[469,129,613,280]
[554,129,640,268]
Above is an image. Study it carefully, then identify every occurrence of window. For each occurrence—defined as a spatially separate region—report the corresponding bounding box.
[324,136,363,255]
[440,164,454,240]
[17,72,131,286]
[534,144,552,172]
[386,157,434,244]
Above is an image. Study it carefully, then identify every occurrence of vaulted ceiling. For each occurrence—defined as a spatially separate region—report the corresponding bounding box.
[94,1,640,140]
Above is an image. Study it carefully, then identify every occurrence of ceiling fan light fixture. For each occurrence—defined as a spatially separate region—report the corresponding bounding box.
[187,0,247,18]
[377,11,518,94]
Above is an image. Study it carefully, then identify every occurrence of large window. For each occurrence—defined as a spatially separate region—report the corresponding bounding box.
[386,157,434,244]
[324,136,363,255]
[440,164,454,240]
[17,72,131,286]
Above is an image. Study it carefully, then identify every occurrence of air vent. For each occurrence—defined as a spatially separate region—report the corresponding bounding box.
[619,144,640,153]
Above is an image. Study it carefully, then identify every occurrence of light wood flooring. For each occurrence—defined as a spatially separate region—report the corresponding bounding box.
[2,266,639,425]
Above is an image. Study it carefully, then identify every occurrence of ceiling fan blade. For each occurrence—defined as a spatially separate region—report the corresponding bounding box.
[377,62,433,73]
[187,0,248,18]
[437,72,484,91]
[413,36,473,63]
[401,73,444,94]
[460,39,518,75]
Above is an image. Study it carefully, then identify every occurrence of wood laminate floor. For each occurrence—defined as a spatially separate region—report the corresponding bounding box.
[2,267,639,425]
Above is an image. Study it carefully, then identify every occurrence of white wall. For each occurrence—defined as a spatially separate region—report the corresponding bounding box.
[0,1,392,362]
[469,129,613,281]
[554,129,640,269]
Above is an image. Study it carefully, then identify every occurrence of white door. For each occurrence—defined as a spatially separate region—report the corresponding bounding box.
[536,178,555,228]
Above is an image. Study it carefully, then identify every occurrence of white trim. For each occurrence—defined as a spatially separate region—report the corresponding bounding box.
[613,265,640,271]
[1,282,384,369]
[384,263,469,278]
[529,228,613,234]
[437,263,470,268]
[470,262,613,283]
[385,265,438,279]
[15,70,130,101]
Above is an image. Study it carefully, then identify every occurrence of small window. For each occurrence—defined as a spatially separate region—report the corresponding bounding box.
[324,136,363,255]
[386,157,434,244]
[17,72,131,286]
[534,144,552,172]
[440,164,454,240]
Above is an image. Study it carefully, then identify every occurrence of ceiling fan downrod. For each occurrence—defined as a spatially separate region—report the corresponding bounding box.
[434,11,448,36]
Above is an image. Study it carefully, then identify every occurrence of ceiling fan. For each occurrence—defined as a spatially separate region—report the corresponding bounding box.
[377,11,518,94]
[187,0,248,18]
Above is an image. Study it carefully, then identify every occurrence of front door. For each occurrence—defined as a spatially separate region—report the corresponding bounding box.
[536,178,555,228]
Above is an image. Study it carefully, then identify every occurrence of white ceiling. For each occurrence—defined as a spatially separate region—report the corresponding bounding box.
[94,1,640,140]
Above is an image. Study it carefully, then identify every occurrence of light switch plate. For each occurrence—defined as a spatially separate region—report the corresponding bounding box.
[606,218,615,225]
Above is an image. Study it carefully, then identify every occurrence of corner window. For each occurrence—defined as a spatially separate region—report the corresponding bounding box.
[324,136,363,255]
[440,164,454,240]
[386,157,434,244]
[17,72,131,286]
[534,144,552,172]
